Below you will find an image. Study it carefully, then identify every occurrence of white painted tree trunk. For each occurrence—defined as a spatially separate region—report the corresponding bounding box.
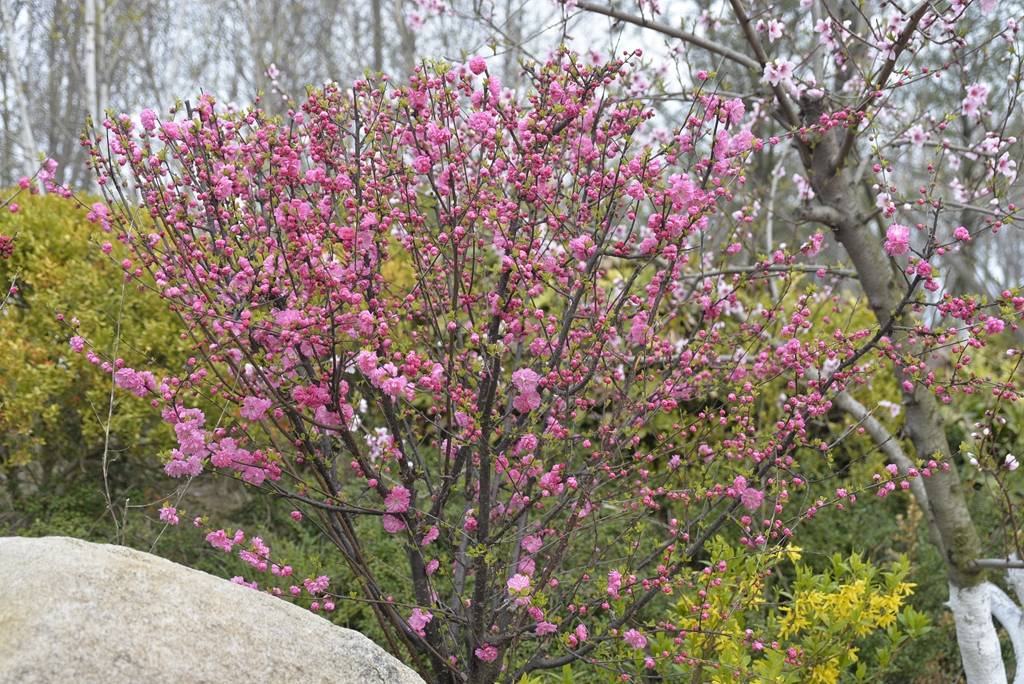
[950,583,1009,684]
[987,582,1024,683]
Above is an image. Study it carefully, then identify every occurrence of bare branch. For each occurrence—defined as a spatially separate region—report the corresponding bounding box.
[574,1,761,71]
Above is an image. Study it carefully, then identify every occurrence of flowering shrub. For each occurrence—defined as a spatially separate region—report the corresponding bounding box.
[80,44,1017,682]
[0,191,184,481]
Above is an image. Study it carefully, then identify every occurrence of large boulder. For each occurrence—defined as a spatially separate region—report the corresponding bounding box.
[0,536,424,683]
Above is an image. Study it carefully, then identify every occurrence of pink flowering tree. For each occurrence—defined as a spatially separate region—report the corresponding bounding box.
[78,14,1018,680]
[84,52,833,681]
[559,1,1024,682]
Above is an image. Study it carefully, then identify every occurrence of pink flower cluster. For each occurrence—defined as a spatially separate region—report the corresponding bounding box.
[884,223,911,256]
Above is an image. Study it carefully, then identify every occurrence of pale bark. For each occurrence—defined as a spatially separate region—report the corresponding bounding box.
[949,583,1009,684]
[1008,556,1024,606]
[987,582,1024,683]
[84,0,99,124]
[0,0,42,186]
[97,0,107,119]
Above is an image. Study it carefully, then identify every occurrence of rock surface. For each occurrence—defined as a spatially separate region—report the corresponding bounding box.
[0,536,424,684]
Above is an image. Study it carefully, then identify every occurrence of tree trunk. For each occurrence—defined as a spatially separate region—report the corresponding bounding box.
[0,1,42,185]
[84,0,98,124]
[950,583,1009,684]
[392,0,416,76]
[802,102,1000,681]
[97,0,107,119]
[371,0,383,73]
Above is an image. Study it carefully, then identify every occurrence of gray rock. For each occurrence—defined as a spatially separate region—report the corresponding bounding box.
[0,536,424,684]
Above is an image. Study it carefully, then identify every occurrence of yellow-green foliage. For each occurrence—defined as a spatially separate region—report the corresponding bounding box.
[670,539,928,684]
[516,538,927,684]
[0,192,184,478]
[774,553,926,683]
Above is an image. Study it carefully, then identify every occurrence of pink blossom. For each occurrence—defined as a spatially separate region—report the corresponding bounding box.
[521,535,543,554]
[793,174,814,200]
[802,232,825,257]
[412,155,432,173]
[884,223,911,256]
[161,121,180,139]
[409,607,433,632]
[607,570,622,598]
[907,125,928,147]
[740,487,765,511]
[292,383,330,408]
[468,112,494,134]
[962,98,981,120]
[512,368,540,392]
[164,451,203,478]
[303,575,330,595]
[140,109,158,131]
[230,576,258,590]
[722,98,745,125]
[997,152,1018,180]
[535,621,557,635]
[240,396,272,420]
[623,628,647,649]
[86,202,110,229]
[159,505,179,525]
[962,83,989,120]
[421,526,440,546]
[206,529,236,552]
[763,60,794,87]
[569,235,593,261]
[469,56,487,75]
[475,644,498,662]
[511,368,542,412]
[627,312,649,346]
[954,226,971,241]
[986,317,1006,335]
[382,514,406,533]
[507,573,531,593]
[513,390,541,413]
[69,336,85,353]
[114,368,154,397]
[385,485,412,513]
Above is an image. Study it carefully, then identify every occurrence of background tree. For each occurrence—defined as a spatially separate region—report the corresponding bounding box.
[563,1,1024,682]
